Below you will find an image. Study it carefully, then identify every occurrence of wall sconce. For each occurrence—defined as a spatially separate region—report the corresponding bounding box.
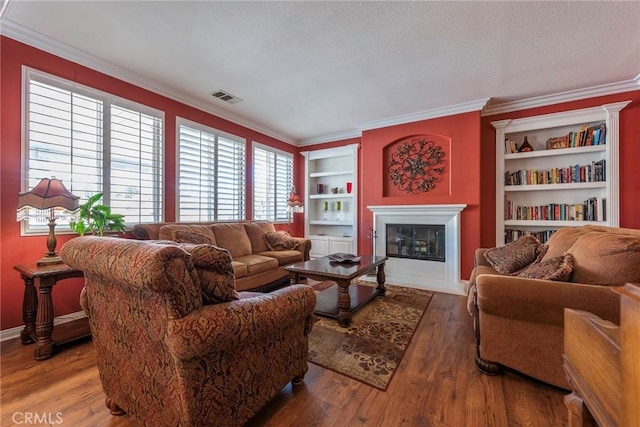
[16,177,80,265]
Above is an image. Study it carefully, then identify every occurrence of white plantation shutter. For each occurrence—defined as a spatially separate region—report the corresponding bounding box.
[23,68,164,233]
[177,120,246,221]
[110,105,163,222]
[253,143,293,222]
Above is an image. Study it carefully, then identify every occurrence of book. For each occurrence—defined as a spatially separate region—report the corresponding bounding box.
[328,253,361,263]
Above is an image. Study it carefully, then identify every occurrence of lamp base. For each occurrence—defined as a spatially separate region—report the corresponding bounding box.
[36,255,63,266]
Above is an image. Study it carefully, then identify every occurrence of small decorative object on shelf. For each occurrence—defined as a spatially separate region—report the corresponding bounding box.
[335,200,343,221]
[388,138,445,193]
[330,187,339,194]
[518,136,534,152]
[346,182,353,193]
[316,183,324,194]
[322,201,329,221]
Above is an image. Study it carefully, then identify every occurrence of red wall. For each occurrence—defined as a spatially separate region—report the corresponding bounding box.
[0,36,300,330]
[480,92,640,248]
[359,112,483,279]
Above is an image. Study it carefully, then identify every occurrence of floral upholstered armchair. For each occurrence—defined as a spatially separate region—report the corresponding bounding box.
[60,236,316,427]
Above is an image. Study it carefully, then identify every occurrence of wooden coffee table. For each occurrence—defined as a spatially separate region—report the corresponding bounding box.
[284,255,388,327]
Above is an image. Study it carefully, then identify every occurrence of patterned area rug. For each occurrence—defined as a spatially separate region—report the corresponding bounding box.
[308,280,434,390]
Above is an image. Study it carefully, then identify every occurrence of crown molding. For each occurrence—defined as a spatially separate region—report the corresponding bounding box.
[298,98,491,146]
[0,20,298,146]
[482,75,640,116]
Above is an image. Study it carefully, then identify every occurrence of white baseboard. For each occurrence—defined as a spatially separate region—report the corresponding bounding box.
[0,311,87,342]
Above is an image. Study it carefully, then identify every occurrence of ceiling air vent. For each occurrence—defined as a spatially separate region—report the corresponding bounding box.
[210,90,243,105]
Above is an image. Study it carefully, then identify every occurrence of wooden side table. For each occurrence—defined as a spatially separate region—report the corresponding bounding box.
[14,262,87,360]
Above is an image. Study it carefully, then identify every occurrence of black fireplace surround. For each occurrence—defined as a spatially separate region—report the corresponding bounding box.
[386,224,445,262]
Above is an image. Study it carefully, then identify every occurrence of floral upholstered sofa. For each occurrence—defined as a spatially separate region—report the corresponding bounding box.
[60,236,316,427]
[468,225,640,389]
[132,221,311,292]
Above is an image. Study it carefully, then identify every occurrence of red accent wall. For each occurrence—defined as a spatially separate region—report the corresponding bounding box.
[0,36,299,330]
[358,112,483,279]
[480,92,640,248]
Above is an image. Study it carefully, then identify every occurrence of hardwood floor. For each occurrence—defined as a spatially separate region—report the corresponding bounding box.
[1,292,568,426]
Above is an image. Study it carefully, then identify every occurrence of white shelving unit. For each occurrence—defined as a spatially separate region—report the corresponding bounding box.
[492,101,630,246]
[301,143,359,258]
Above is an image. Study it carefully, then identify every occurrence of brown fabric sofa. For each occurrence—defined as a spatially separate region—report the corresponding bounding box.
[61,236,316,427]
[131,221,311,292]
[467,225,640,389]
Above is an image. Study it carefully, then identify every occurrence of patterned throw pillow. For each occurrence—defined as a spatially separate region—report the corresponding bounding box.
[516,253,574,281]
[484,235,547,275]
[176,243,239,304]
[264,231,299,251]
[174,230,214,245]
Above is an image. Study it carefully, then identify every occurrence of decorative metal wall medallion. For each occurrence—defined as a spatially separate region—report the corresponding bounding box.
[388,139,445,193]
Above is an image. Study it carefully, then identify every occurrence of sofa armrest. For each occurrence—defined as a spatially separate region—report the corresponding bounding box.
[475,248,491,267]
[475,274,621,327]
[165,284,316,360]
[292,237,311,261]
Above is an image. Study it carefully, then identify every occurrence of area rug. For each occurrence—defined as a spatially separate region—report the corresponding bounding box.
[308,280,434,390]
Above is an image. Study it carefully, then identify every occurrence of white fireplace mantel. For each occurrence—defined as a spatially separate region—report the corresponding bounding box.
[367,204,467,295]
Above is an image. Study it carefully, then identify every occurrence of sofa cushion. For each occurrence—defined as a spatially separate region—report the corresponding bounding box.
[244,221,276,253]
[233,254,279,276]
[264,231,299,251]
[516,253,574,281]
[568,232,640,285]
[484,236,546,275]
[542,226,594,260]
[159,224,217,246]
[257,250,303,266]
[232,261,248,278]
[211,223,253,258]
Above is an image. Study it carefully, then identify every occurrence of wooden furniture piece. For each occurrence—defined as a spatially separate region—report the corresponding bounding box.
[301,143,359,258]
[563,283,640,427]
[285,255,387,327]
[492,101,630,245]
[15,262,87,360]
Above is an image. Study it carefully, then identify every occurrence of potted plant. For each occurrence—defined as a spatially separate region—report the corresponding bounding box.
[69,192,126,236]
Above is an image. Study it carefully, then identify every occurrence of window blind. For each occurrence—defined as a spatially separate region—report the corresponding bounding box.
[177,121,246,221]
[253,144,294,222]
[23,69,164,232]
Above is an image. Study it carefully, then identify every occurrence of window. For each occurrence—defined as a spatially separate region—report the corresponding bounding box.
[253,143,294,222]
[177,119,246,221]
[23,68,164,233]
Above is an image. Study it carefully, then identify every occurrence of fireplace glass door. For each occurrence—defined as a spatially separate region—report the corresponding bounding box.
[386,224,445,262]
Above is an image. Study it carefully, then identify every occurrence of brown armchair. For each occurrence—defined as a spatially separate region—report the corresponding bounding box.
[61,236,316,427]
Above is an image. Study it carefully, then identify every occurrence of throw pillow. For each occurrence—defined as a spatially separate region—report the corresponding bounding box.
[176,243,239,304]
[264,231,299,251]
[174,230,214,245]
[516,253,574,281]
[484,235,546,275]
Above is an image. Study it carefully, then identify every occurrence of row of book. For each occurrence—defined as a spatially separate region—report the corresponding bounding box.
[504,123,607,154]
[505,197,606,222]
[505,160,606,186]
[550,123,607,148]
[505,229,557,244]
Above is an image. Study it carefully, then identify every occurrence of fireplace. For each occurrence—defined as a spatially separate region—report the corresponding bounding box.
[367,204,467,295]
[386,224,445,262]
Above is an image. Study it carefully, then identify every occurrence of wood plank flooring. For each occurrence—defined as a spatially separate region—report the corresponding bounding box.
[1,292,568,426]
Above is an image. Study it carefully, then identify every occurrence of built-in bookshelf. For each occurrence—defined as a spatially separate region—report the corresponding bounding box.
[301,144,359,258]
[492,101,630,245]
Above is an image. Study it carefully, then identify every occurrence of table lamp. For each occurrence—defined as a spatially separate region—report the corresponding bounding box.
[287,185,304,234]
[17,177,80,266]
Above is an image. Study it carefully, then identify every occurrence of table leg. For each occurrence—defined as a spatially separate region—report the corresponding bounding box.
[34,277,56,360]
[376,262,386,296]
[20,276,37,344]
[288,271,300,284]
[337,279,351,327]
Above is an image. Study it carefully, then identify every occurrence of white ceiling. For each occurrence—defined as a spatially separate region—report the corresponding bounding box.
[1,1,639,145]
